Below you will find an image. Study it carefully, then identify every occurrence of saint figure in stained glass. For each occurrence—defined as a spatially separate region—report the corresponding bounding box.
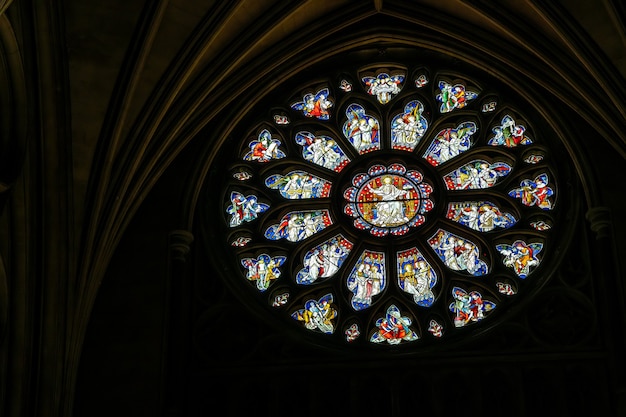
[226,191,269,227]
[443,160,511,190]
[291,88,333,120]
[362,73,404,104]
[436,80,478,112]
[391,100,428,151]
[370,305,419,344]
[291,293,337,334]
[488,114,532,147]
[423,122,477,166]
[241,254,286,291]
[264,210,332,242]
[428,229,488,275]
[295,131,350,172]
[508,173,554,209]
[496,240,543,278]
[449,287,495,327]
[295,235,353,285]
[346,250,386,310]
[446,202,516,232]
[343,103,380,154]
[397,248,437,307]
[265,171,331,199]
[243,129,286,162]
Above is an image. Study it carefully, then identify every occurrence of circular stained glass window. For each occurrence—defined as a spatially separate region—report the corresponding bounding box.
[208,59,567,349]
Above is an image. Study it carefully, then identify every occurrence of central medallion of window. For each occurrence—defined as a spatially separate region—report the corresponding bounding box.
[344,164,434,236]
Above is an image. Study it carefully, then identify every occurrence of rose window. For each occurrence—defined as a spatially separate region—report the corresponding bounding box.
[212,61,563,349]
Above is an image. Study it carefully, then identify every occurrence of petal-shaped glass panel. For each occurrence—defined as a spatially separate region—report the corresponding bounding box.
[508,173,554,209]
[343,103,380,154]
[446,201,517,232]
[449,286,496,327]
[496,239,543,278]
[240,254,287,292]
[295,234,354,285]
[428,229,489,275]
[488,114,532,147]
[391,100,428,151]
[370,304,419,344]
[243,129,286,162]
[295,131,350,172]
[443,160,511,190]
[397,247,437,307]
[291,293,337,334]
[436,81,478,113]
[226,191,269,227]
[362,73,404,104]
[346,250,386,310]
[291,88,333,120]
[423,122,477,166]
[264,210,332,242]
[265,171,332,199]
[530,219,552,230]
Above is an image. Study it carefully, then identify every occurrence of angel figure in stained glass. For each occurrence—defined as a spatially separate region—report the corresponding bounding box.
[227,191,269,227]
[343,104,380,153]
[370,305,419,344]
[443,160,511,190]
[447,202,516,232]
[264,210,331,242]
[291,88,333,120]
[423,122,477,166]
[243,129,286,162]
[429,230,488,276]
[488,115,532,147]
[296,235,353,285]
[391,100,428,151]
[362,73,404,104]
[508,173,554,209]
[449,287,495,327]
[347,252,385,310]
[265,171,331,200]
[496,240,543,278]
[436,81,478,113]
[398,260,436,307]
[291,294,337,334]
[241,254,286,291]
[295,131,349,172]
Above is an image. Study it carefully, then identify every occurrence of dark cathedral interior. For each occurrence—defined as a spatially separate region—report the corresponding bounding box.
[0,1,625,416]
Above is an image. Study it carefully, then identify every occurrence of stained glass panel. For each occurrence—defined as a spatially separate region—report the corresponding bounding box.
[423,122,477,166]
[264,210,332,242]
[347,250,386,311]
[343,103,380,154]
[391,100,428,151]
[265,171,332,199]
[428,229,489,275]
[370,305,419,344]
